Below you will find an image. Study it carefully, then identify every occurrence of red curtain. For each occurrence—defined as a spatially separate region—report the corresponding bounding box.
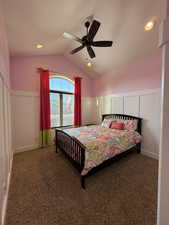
[74,77,82,126]
[38,68,52,146]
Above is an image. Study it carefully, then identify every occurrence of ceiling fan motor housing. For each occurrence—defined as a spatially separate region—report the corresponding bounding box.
[64,19,113,59]
[85,21,90,28]
[82,36,91,46]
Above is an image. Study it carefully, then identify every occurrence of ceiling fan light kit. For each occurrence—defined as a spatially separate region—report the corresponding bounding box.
[63,19,113,59]
[87,61,92,67]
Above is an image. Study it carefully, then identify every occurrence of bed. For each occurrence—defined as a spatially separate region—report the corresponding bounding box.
[55,114,142,189]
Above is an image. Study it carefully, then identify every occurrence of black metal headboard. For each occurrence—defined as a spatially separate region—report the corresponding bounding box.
[102,114,142,135]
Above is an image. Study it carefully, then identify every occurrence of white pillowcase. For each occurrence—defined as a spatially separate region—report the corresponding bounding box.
[101,118,114,128]
[117,119,138,131]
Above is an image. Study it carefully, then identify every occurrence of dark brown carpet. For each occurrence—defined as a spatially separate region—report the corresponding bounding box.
[5,147,158,225]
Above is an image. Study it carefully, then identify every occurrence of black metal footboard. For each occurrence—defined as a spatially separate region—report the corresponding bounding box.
[55,129,86,187]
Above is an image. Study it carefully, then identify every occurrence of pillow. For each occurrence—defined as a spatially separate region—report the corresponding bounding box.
[110,121,124,130]
[123,120,138,131]
[101,118,113,128]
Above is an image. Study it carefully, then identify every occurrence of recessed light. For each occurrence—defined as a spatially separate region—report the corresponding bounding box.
[144,20,155,31]
[36,44,44,49]
[87,62,92,67]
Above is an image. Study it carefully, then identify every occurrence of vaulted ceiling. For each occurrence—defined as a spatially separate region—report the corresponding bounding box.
[3,0,164,77]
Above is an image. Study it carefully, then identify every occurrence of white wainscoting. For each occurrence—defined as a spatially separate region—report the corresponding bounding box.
[124,96,140,117]
[112,96,124,114]
[11,89,161,159]
[93,89,161,159]
[139,92,161,159]
[0,72,13,225]
[11,91,40,153]
[82,97,94,125]
[11,90,94,153]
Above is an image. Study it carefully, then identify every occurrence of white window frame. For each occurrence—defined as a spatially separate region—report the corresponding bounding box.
[50,74,74,128]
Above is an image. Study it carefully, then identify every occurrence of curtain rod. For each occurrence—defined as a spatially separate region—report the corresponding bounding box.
[49,70,62,74]
[37,69,67,75]
[38,69,82,77]
[37,68,82,79]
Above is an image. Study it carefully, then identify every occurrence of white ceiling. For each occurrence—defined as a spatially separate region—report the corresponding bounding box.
[3,0,164,77]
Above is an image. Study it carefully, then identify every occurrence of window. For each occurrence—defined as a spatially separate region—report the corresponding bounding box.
[50,76,74,127]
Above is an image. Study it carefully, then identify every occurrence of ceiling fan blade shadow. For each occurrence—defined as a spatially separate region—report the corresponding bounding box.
[88,20,101,41]
[87,46,96,58]
[92,41,113,47]
[70,45,84,54]
[63,32,83,44]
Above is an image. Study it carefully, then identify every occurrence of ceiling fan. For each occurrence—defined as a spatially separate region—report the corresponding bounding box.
[63,19,113,59]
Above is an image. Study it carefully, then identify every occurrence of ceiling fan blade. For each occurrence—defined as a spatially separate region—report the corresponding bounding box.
[70,45,85,54]
[92,41,113,47]
[88,20,101,41]
[63,32,83,44]
[87,46,96,58]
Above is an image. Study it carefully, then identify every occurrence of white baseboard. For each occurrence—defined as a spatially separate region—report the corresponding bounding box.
[141,148,159,160]
[2,156,13,225]
[14,144,40,154]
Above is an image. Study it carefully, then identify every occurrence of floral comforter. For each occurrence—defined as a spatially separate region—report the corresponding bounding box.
[64,126,142,175]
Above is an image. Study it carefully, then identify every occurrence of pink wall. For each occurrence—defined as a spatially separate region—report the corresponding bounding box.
[11,50,162,98]
[10,55,94,97]
[0,0,10,86]
[93,49,162,97]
